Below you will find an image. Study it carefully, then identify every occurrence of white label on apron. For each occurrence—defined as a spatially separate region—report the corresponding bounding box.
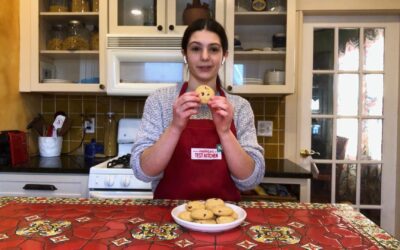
[191,148,222,160]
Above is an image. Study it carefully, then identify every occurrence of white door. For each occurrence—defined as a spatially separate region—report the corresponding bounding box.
[300,15,399,234]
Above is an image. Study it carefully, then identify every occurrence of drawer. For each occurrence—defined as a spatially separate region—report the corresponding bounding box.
[0,173,88,198]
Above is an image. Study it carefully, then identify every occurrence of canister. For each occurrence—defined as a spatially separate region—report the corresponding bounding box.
[47,24,65,50]
[71,0,90,12]
[90,26,99,50]
[92,0,99,12]
[272,33,286,49]
[48,0,68,12]
[264,69,285,85]
[62,20,89,50]
[251,0,267,11]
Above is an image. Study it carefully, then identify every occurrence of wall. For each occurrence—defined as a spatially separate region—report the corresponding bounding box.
[41,95,286,158]
[0,0,41,153]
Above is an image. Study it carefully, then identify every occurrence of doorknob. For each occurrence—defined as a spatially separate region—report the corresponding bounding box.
[300,149,320,157]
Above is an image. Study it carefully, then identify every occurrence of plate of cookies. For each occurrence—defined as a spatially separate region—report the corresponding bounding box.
[171,198,247,233]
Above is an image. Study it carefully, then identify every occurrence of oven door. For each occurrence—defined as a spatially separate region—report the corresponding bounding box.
[89,190,153,199]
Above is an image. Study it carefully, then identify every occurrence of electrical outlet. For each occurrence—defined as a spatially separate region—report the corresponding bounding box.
[257,120,273,137]
[84,118,95,134]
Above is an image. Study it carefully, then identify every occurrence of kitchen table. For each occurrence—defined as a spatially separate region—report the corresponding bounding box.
[0,197,398,249]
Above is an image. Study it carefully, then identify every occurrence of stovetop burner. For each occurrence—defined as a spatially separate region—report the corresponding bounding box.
[107,154,131,168]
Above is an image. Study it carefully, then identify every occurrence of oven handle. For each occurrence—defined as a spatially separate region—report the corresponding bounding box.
[89,191,153,199]
[23,184,57,191]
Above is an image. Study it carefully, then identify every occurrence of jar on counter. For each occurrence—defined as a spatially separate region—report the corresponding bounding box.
[49,0,68,12]
[62,20,89,50]
[90,25,99,50]
[103,112,117,157]
[71,0,90,12]
[47,24,65,50]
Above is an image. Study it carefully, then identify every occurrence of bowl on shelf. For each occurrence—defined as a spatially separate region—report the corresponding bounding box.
[264,70,285,85]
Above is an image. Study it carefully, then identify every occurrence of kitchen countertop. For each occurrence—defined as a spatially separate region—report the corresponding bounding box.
[0,157,311,178]
[0,155,110,174]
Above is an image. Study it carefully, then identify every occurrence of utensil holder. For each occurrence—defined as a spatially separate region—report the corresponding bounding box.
[38,136,63,157]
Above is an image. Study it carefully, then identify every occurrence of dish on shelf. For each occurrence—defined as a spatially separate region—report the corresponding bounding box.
[244,78,263,85]
[171,203,246,233]
[42,79,71,83]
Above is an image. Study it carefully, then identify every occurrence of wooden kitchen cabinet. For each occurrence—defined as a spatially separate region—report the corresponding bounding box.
[0,173,89,198]
[108,0,225,35]
[19,0,107,93]
[224,0,296,95]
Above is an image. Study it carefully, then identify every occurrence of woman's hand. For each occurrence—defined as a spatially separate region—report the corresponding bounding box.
[208,96,234,135]
[171,91,200,132]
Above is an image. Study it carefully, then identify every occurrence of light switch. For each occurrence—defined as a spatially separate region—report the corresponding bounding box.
[257,121,273,137]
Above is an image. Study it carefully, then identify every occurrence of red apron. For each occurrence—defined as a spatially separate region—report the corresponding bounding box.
[153,82,241,201]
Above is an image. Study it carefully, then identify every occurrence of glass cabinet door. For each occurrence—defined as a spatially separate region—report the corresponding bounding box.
[224,0,296,95]
[109,0,163,33]
[171,0,217,33]
[116,0,157,27]
[109,0,222,34]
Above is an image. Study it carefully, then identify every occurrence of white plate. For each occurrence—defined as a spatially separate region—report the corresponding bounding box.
[171,203,246,233]
[43,79,70,83]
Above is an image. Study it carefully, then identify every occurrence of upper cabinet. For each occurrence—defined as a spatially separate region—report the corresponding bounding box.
[224,0,296,95]
[19,0,296,95]
[19,0,107,93]
[108,0,225,35]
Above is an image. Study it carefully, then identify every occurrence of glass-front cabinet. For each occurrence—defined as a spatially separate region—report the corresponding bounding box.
[19,0,107,93]
[109,0,225,35]
[224,0,296,95]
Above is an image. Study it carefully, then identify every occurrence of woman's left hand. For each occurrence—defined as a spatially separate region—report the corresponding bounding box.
[208,96,234,135]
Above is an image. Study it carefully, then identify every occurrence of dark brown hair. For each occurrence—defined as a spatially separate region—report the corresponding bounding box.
[181,18,228,54]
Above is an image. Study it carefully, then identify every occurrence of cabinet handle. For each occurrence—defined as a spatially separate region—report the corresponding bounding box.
[227,85,233,91]
[168,25,174,31]
[157,25,163,31]
[99,84,105,90]
[23,184,57,191]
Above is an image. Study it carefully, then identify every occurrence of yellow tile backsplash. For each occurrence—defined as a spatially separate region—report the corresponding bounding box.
[41,95,285,157]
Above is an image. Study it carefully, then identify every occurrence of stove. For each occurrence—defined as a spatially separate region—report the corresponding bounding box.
[88,118,153,199]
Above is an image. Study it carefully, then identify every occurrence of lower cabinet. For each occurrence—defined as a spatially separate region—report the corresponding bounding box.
[0,173,88,198]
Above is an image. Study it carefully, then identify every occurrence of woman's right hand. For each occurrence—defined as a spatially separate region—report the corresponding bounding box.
[171,91,200,132]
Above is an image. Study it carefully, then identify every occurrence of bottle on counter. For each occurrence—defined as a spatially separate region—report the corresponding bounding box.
[103,112,117,157]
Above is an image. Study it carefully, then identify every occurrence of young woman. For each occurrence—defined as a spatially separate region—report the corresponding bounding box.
[131,18,265,201]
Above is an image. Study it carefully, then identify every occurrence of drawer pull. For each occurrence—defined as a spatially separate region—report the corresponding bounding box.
[23,184,57,191]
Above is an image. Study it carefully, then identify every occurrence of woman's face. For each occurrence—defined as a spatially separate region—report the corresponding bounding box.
[185,30,225,85]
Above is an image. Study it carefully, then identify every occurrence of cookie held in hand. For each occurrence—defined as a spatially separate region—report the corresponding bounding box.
[195,85,215,104]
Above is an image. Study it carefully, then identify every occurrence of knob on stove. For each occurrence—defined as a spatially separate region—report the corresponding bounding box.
[105,176,115,187]
[121,176,130,187]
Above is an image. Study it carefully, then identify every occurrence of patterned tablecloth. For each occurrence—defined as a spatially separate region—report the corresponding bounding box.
[0,197,398,249]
